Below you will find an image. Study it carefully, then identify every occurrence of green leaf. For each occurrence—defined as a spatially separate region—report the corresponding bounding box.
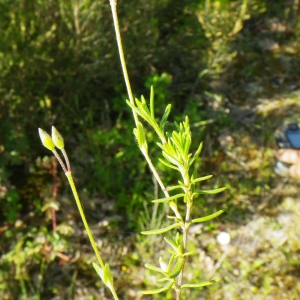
[167,185,182,191]
[141,223,181,235]
[103,263,114,287]
[162,151,182,168]
[174,121,180,131]
[150,86,155,120]
[191,175,213,184]
[168,249,178,256]
[182,250,197,257]
[180,278,220,289]
[152,193,185,204]
[126,100,144,118]
[134,98,153,125]
[160,104,172,131]
[171,131,182,150]
[141,282,173,295]
[159,158,180,171]
[169,257,185,278]
[158,277,173,282]
[189,142,203,166]
[164,237,180,254]
[167,254,175,273]
[183,134,191,157]
[92,262,104,281]
[145,263,166,274]
[133,122,148,153]
[193,187,226,195]
[191,209,225,223]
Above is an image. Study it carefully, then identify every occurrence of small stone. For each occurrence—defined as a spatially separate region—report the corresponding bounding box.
[216,231,231,245]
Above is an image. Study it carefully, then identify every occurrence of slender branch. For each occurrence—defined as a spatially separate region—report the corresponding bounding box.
[61,148,71,172]
[109,0,138,125]
[65,172,105,269]
[175,202,191,300]
[52,150,67,173]
[143,151,170,198]
[109,0,169,197]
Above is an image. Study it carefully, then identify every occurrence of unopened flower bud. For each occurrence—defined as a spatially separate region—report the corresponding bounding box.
[38,128,55,151]
[51,126,64,149]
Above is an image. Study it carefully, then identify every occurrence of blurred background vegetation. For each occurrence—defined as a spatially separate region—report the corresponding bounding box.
[1,0,300,299]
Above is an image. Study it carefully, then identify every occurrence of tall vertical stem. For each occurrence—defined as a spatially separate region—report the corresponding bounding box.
[65,172,105,269]
[109,0,138,125]
[109,0,169,196]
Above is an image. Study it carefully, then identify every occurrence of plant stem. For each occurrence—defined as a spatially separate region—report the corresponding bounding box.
[109,0,138,125]
[66,172,120,299]
[52,150,67,173]
[61,148,71,172]
[110,288,119,300]
[109,0,169,197]
[65,172,104,269]
[175,202,192,300]
[143,150,170,198]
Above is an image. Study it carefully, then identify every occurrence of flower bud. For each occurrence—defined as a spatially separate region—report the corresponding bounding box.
[38,128,55,151]
[51,126,64,149]
[159,257,168,272]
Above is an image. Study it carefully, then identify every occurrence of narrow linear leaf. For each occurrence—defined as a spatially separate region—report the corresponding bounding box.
[182,250,197,257]
[141,223,181,235]
[189,142,203,166]
[174,121,180,131]
[164,237,180,253]
[183,135,191,158]
[141,282,173,295]
[171,132,182,149]
[193,187,227,195]
[160,104,172,131]
[169,257,185,278]
[152,193,185,204]
[162,151,182,168]
[126,100,147,119]
[159,158,180,171]
[167,254,175,273]
[92,262,104,281]
[150,86,155,120]
[103,263,114,286]
[191,209,226,223]
[145,263,166,274]
[134,98,155,125]
[167,185,182,191]
[168,249,178,256]
[191,175,213,184]
[158,277,173,282]
[178,180,185,186]
[180,278,220,289]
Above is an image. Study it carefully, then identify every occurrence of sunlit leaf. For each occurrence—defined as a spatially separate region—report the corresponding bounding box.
[152,193,185,203]
[191,175,213,184]
[145,263,166,274]
[169,257,185,278]
[180,278,220,289]
[191,209,226,223]
[141,282,173,294]
[193,187,226,195]
[141,223,181,235]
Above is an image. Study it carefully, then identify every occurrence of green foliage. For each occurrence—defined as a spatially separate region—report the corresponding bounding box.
[129,89,226,297]
[2,0,300,298]
[3,188,21,223]
[197,0,266,77]
[1,226,70,299]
